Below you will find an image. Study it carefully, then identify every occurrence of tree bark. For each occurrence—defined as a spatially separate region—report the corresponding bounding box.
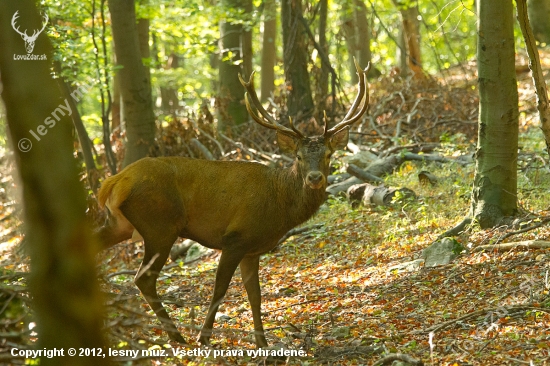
[470,0,519,228]
[517,0,550,157]
[316,0,329,115]
[354,0,373,74]
[393,0,423,78]
[59,77,101,194]
[527,0,550,45]
[341,0,375,83]
[218,0,252,128]
[261,0,277,102]
[159,53,180,114]
[0,1,107,364]
[282,0,314,118]
[109,0,156,167]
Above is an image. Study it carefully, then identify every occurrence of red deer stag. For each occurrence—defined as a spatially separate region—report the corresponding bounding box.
[97,60,370,347]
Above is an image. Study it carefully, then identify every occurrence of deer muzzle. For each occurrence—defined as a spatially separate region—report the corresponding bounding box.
[306,171,325,189]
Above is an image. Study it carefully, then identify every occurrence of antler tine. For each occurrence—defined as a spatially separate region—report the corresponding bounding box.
[239,72,300,138]
[325,60,371,137]
[11,11,26,37]
[39,13,49,33]
[288,117,304,139]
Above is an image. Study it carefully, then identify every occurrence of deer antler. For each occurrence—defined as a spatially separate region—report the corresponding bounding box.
[11,11,27,38]
[11,11,48,41]
[239,72,304,139]
[325,59,371,138]
[29,13,49,40]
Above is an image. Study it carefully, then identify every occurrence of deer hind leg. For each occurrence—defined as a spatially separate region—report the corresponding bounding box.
[134,234,185,343]
[199,246,246,346]
[240,255,268,347]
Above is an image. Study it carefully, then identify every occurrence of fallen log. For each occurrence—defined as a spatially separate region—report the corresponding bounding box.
[473,240,550,252]
[347,183,417,208]
[346,164,384,183]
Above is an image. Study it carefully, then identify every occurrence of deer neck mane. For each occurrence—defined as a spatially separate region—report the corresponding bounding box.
[273,163,327,227]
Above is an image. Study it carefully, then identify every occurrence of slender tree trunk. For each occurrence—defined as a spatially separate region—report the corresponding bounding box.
[354,0,377,78]
[218,0,252,128]
[136,0,150,82]
[316,0,329,116]
[260,0,277,102]
[527,0,550,45]
[242,0,253,78]
[0,2,107,364]
[393,0,423,78]
[470,0,519,228]
[396,25,408,76]
[517,0,550,156]
[52,61,99,193]
[111,65,121,131]
[342,0,375,83]
[109,0,156,166]
[159,53,180,114]
[341,11,358,84]
[282,0,314,118]
[60,78,101,194]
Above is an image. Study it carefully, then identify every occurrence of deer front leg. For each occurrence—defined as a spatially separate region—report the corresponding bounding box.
[240,255,268,348]
[199,248,245,346]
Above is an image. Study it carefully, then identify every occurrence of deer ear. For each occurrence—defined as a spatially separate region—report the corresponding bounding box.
[329,126,350,150]
[276,132,298,154]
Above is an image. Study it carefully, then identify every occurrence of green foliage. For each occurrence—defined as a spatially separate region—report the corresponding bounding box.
[38,0,482,131]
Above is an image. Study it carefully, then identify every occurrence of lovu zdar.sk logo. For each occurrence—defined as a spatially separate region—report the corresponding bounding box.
[11,10,48,60]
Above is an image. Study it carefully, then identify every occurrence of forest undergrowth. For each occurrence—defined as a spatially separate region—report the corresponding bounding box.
[1,58,550,365]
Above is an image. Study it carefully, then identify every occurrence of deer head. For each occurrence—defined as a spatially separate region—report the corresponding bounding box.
[239,59,371,190]
[11,10,49,54]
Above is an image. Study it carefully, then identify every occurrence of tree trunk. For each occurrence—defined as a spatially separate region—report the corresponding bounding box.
[527,0,550,45]
[341,11,358,84]
[393,0,423,78]
[218,0,252,128]
[111,66,121,131]
[354,0,372,71]
[282,0,314,118]
[0,2,107,364]
[316,0,329,115]
[260,0,277,102]
[109,0,156,167]
[396,25,408,76]
[342,0,375,83]
[159,53,180,114]
[59,78,101,194]
[470,0,519,228]
[242,0,253,79]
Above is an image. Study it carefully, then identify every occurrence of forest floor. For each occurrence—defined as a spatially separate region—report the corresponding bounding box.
[1,55,550,365]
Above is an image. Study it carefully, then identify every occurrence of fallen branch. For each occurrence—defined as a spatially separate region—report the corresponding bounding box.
[473,240,550,252]
[190,138,214,160]
[346,164,384,183]
[495,217,550,244]
[413,304,547,335]
[403,152,469,166]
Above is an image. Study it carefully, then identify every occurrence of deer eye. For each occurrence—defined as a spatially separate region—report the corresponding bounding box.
[296,154,302,161]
